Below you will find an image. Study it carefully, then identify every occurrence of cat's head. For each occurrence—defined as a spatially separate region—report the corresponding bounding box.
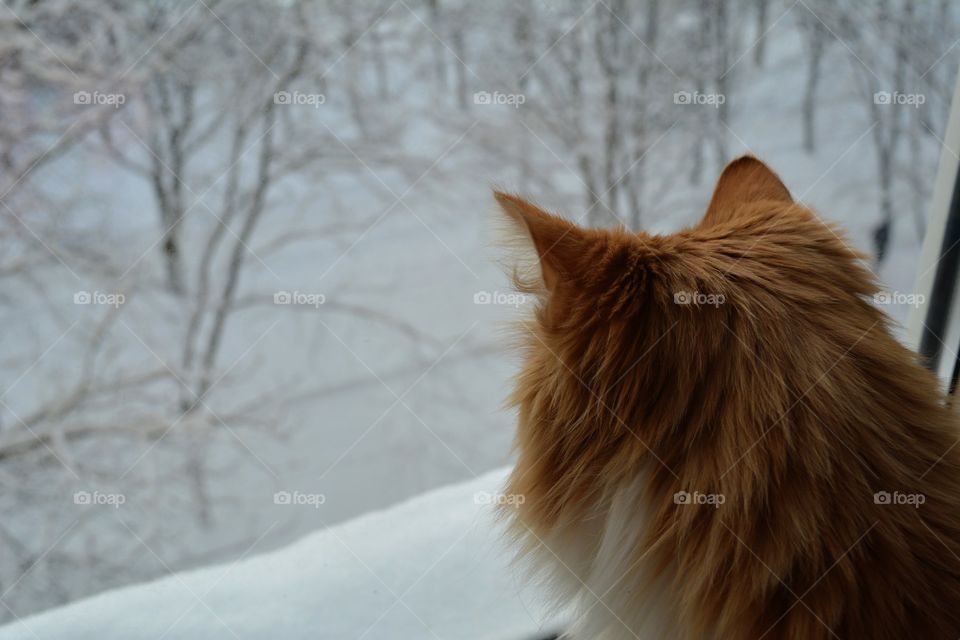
[496,156,882,533]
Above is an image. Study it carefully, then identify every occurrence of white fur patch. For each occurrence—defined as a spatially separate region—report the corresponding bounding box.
[515,474,686,639]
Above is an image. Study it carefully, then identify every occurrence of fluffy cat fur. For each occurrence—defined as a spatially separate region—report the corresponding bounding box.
[496,156,960,639]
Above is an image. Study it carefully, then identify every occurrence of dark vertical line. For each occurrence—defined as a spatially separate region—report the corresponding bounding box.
[949,346,960,395]
[919,163,960,372]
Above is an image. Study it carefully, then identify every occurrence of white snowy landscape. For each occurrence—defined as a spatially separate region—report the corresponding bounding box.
[0,0,957,638]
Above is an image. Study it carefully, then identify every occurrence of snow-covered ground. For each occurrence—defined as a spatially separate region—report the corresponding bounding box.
[0,468,559,640]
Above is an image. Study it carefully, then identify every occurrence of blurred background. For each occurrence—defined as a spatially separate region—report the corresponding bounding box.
[0,0,957,623]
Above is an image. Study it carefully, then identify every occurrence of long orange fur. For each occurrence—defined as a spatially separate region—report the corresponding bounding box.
[496,157,960,639]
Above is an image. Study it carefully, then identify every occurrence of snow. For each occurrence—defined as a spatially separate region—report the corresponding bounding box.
[0,468,558,640]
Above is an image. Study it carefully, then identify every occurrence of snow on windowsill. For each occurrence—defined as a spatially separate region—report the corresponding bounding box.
[0,468,557,640]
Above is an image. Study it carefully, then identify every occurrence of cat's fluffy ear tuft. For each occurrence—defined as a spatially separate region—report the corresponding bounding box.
[493,191,588,295]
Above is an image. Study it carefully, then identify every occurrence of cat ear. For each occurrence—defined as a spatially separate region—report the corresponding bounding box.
[702,156,792,225]
[494,191,589,293]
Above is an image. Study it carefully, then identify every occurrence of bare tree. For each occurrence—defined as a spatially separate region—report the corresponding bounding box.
[0,0,444,619]
[799,5,828,153]
[754,0,770,66]
[824,0,952,261]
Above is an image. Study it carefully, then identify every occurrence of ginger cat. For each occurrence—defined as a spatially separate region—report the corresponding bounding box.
[497,157,960,639]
